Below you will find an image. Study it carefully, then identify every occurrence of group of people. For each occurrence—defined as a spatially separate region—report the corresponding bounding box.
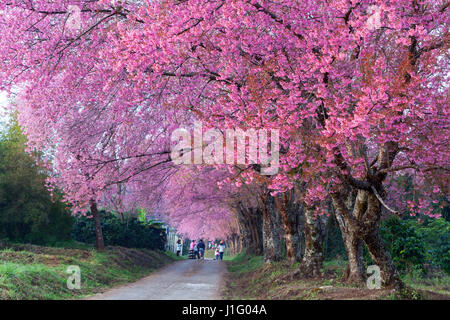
[184,239,226,260]
[188,239,206,259]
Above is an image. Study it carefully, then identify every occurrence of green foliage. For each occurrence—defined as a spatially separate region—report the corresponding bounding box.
[412,218,450,274]
[393,287,423,300]
[324,214,449,277]
[0,119,73,245]
[182,239,190,255]
[378,217,450,275]
[136,207,165,228]
[137,207,146,223]
[72,210,166,250]
[323,214,347,260]
[442,205,450,222]
[380,217,427,274]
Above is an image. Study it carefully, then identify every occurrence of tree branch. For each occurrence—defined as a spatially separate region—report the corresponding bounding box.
[370,186,400,216]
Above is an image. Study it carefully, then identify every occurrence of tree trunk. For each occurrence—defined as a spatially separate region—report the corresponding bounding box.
[275,191,304,264]
[299,206,326,276]
[262,194,282,263]
[230,235,236,255]
[331,192,365,284]
[342,230,365,283]
[232,233,240,255]
[90,199,105,251]
[236,204,263,255]
[237,206,251,252]
[250,208,264,255]
[332,189,403,288]
[235,234,241,254]
[362,192,402,288]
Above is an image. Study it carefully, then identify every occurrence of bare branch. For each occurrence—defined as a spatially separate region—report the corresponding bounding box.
[371,186,400,216]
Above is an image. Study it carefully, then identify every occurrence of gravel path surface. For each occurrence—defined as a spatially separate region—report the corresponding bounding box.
[86,259,226,300]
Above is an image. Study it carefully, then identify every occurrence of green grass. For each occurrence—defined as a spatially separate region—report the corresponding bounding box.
[227,252,264,275]
[401,272,450,296]
[45,240,95,250]
[323,259,347,268]
[224,253,306,300]
[164,251,187,260]
[0,243,178,300]
[202,249,235,260]
[2,239,94,250]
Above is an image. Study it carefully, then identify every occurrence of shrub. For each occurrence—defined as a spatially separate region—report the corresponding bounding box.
[72,210,166,250]
[412,218,450,274]
[323,213,347,260]
[0,121,74,245]
[380,217,427,275]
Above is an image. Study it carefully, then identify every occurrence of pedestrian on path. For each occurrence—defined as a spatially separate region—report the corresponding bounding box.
[218,241,226,260]
[193,242,199,259]
[197,239,205,259]
[215,248,220,260]
[188,240,197,259]
[176,239,182,256]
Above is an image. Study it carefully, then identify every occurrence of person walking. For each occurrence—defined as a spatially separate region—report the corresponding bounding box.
[197,239,205,259]
[190,240,196,251]
[193,241,199,259]
[215,247,220,260]
[189,240,197,259]
[176,239,182,256]
[218,240,226,260]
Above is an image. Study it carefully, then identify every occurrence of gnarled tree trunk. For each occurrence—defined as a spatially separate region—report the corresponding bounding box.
[342,230,365,283]
[362,192,402,288]
[331,190,365,284]
[236,204,263,255]
[275,191,304,264]
[262,194,282,263]
[299,206,326,277]
[250,208,264,255]
[237,205,251,252]
[332,188,403,288]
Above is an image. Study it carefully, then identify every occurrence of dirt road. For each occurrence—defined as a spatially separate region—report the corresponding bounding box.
[87,259,227,300]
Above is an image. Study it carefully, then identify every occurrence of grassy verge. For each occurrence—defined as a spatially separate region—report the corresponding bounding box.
[223,253,450,300]
[164,250,187,261]
[402,272,450,297]
[0,241,179,299]
[204,249,234,260]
